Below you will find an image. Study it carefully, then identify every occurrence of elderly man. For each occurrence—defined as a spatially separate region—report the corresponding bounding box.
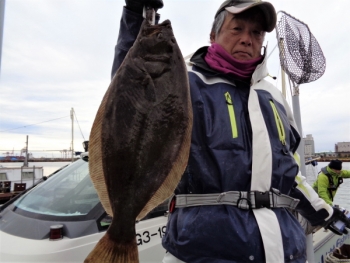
[111,0,349,262]
[313,159,350,205]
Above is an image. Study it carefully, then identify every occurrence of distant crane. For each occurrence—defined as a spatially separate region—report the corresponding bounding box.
[2,148,13,156]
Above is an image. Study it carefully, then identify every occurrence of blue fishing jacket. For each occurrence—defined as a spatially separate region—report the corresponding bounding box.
[112,8,333,263]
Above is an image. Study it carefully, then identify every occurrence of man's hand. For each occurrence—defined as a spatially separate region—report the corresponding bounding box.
[324,206,350,235]
[125,0,164,14]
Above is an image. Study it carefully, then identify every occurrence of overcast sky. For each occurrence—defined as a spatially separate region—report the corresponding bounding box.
[0,0,349,158]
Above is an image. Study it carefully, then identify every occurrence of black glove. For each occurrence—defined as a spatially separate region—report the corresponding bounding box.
[324,206,350,235]
[125,0,164,14]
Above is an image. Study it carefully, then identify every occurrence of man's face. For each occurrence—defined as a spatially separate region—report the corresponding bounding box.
[213,13,265,61]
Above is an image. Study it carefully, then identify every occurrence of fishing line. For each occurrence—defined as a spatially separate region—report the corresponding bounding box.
[73,111,85,141]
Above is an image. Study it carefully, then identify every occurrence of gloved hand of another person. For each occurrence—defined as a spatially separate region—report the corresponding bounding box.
[125,0,164,14]
[323,206,350,235]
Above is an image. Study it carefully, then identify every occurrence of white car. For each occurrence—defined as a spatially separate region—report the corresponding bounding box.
[0,153,168,263]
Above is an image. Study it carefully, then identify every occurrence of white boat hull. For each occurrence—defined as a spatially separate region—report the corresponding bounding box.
[314,228,350,263]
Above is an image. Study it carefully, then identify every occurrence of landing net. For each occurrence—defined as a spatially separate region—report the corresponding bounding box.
[275,11,326,85]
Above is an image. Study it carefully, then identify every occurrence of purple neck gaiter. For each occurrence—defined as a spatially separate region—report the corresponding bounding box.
[204,43,263,81]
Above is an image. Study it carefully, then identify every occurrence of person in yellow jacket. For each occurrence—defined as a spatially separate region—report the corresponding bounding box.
[313,159,350,205]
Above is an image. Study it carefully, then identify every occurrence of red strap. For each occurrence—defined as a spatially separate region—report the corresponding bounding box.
[169,196,176,213]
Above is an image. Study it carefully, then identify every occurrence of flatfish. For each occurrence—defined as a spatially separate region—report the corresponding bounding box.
[85,10,192,263]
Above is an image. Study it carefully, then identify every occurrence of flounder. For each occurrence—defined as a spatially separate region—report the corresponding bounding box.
[85,10,192,263]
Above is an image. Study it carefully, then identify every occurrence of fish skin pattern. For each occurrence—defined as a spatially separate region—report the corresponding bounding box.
[85,12,192,263]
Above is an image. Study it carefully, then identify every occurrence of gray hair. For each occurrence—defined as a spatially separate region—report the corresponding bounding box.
[210,10,227,40]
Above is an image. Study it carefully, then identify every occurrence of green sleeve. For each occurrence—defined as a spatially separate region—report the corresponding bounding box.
[316,174,333,205]
[340,170,350,178]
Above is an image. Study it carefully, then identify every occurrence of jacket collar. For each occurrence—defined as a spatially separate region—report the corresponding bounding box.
[251,46,269,86]
[189,46,221,77]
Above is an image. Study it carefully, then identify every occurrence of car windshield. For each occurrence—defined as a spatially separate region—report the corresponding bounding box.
[13,158,100,216]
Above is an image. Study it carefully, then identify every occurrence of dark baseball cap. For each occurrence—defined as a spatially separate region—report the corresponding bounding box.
[215,0,277,32]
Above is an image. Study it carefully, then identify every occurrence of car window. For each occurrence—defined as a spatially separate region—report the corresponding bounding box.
[14,159,99,216]
[13,157,169,221]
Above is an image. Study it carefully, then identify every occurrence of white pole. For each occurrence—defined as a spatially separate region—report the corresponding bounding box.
[291,85,306,176]
[70,108,74,162]
[281,69,287,99]
[278,38,287,99]
[292,85,315,263]
[280,65,314,263]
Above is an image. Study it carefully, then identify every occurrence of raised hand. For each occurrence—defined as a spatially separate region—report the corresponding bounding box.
[125,0,164,14]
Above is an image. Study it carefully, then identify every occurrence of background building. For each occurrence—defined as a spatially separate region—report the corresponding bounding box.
[304,134,315,158]
[335,142,350,157]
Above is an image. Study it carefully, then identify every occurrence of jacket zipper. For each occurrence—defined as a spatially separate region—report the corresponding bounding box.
[225,92,238,138]
[269,100,286,145]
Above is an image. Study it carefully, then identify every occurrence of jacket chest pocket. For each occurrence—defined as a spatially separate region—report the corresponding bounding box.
[225,92,238,138]
[269,100,286,146]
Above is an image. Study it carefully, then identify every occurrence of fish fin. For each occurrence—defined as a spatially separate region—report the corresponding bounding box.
[84,233,138,263]
[89,84,114,217]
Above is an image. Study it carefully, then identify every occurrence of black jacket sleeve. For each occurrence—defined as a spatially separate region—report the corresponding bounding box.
[111,7,144,79]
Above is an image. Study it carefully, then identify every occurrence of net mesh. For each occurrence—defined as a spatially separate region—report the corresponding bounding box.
[276,11,326,85]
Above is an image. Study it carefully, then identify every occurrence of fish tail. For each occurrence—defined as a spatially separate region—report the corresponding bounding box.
[84,233,139,263]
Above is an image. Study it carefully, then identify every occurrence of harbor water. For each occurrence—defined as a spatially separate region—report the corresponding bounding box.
[1,161,349,209]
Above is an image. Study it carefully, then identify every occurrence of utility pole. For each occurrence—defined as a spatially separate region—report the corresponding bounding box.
[70,108,74,162]
[24,135,28,167]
